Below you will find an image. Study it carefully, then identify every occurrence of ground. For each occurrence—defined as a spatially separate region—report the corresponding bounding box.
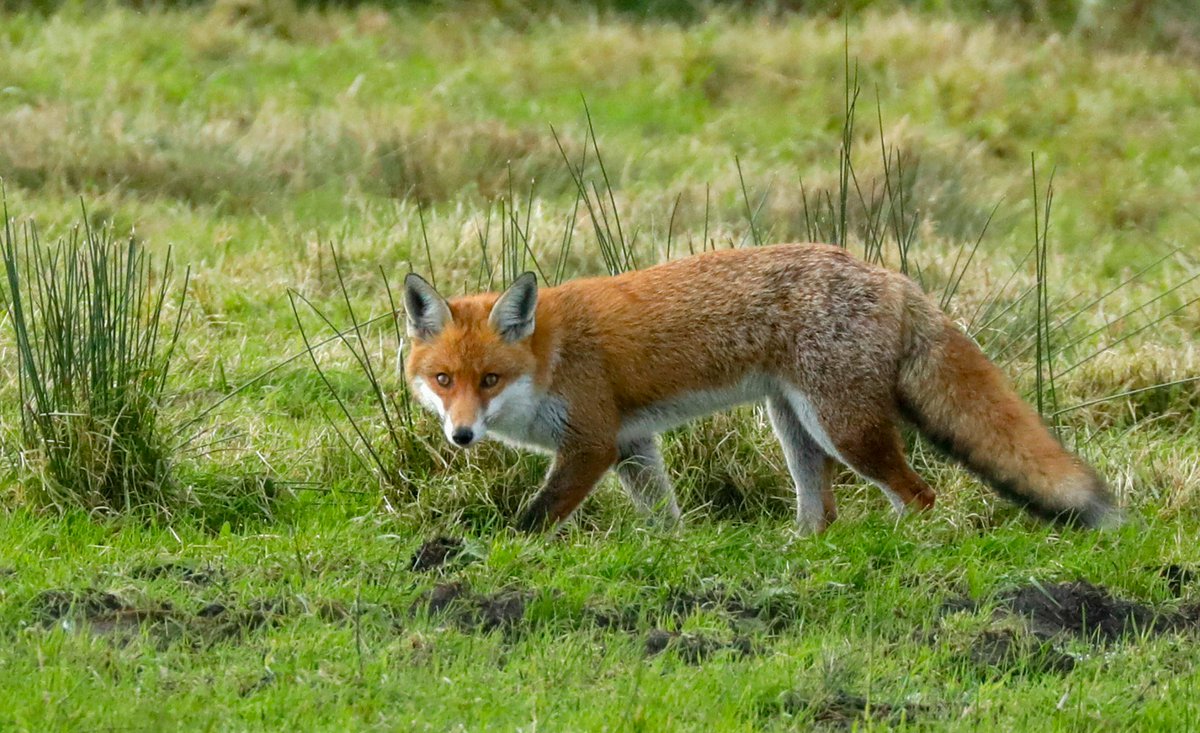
[1,2,1199,730]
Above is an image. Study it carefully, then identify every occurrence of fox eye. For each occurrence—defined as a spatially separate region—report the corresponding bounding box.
[481,373,500,389]
[435,373,451,387]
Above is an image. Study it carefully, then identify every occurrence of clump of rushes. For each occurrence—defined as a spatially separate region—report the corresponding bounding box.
[1,202,188,515]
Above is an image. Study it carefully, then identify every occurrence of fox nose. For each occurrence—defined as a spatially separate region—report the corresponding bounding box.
[451,427,475,446]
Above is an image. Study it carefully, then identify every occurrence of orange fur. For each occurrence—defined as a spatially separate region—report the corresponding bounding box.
[404,244,1117,532]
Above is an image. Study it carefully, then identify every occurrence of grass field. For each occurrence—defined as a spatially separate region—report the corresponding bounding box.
[2,2,1200,730]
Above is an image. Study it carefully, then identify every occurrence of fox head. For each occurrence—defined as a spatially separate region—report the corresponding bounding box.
[403,272,540,448]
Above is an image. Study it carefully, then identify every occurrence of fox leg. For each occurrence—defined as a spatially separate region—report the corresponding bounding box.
[779,388,935,516]
[831,422,936,515]
[767,397,837,533]
[615,437,682,527]
[515,441,618,533]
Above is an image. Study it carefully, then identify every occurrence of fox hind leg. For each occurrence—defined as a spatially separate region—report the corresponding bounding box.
[778,387,935,517]
[767,397,837,533]
[827,419,936,515]
[616,437,682,527]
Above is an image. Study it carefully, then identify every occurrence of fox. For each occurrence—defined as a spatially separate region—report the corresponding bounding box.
[403,243,1117,534]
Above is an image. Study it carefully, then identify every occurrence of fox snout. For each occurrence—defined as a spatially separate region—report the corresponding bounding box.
[446,421,485,448]
[443,401,486,448]
[450,426,477,446]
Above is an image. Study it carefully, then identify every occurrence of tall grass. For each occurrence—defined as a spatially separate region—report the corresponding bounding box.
[1030,158,1060,422]
[287,244,436,503]
[553,102,638,276]
[1,202,188,515]
[796,44,924,277]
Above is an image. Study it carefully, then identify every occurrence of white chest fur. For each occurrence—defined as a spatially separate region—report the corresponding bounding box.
[485,376,567,453]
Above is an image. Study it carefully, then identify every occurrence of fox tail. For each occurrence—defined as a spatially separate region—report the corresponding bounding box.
[895,287,1118,527]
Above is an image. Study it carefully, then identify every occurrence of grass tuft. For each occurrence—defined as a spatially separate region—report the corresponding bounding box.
[1,199,188,515]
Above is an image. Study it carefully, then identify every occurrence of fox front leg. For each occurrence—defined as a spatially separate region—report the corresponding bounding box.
[515,442,618,532]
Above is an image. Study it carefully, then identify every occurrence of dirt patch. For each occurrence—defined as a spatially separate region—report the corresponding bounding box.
[965,628,1077,675]
[198,602,229,618]
[33,589,178,639]
[998,581,1172,641]
[644,628,754,664]
[35,589,130,622]
[936,576,1200,671]
[573,584,799,640]
[410,537,467,573]
[420,581,468,614]
[943,579,1200,641]
[31,588,293,647]
[666,587,757,620]
[475,592,527,631]
[240,671,277,698]
[404,544,800,646]
[663,584,802,633]
[775,689,924,727]
[407,582,769,660]
[581,603,642,631]
[411,582,528,632]
[940,596,980,616]
[189,597,288,642]
[1158,564,1197,597]
[131,561,221,586]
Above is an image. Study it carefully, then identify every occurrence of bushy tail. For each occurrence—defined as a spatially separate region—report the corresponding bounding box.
[896,289,1118,527]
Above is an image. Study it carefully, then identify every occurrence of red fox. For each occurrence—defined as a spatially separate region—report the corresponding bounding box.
[403,243,1117,533]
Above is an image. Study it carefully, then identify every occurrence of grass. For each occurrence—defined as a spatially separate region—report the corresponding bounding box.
[6,509,1200,730]
[1,204,188,515]
[1,1,1199,730]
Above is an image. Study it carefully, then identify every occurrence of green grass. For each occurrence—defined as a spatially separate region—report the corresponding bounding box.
[1,1,1199,730]
[5,508,1200,730]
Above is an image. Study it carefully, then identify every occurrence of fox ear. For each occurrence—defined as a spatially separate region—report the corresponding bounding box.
[404,273,451,340]
[489,272,538,342]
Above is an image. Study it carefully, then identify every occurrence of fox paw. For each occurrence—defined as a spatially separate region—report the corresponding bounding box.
[514,503,553,534]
